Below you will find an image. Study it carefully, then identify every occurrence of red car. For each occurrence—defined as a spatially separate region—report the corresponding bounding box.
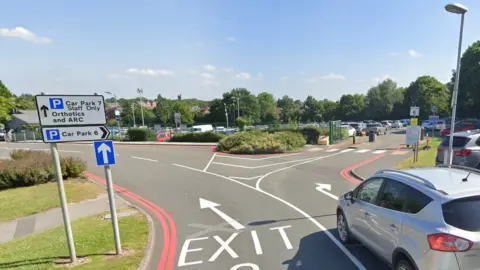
[440,121,480,136]
[156,132,172,142]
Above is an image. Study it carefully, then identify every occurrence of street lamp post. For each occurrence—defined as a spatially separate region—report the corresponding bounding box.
[444,3,468,165]
[137,88,145,127]
[224,103,229,128]
[131,104,136,127]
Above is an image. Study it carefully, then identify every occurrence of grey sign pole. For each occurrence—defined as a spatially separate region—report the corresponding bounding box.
[104,165,122,254]
[50,142,77,262]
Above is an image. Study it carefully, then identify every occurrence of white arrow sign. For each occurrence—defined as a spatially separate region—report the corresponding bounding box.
[199,198,245,230]
[316,183,338,200]
[97,143,112,164]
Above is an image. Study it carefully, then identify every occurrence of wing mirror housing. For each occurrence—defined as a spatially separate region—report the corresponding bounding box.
[344,191,354,203]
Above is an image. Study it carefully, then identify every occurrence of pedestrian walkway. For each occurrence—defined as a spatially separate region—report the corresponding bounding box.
[307,147,411,155]
[0,194,131,243]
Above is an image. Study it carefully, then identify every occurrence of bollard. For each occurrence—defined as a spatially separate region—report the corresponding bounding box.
[353,134,356,144]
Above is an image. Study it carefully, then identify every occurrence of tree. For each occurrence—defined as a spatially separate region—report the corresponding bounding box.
[223,88,260,124]
[0,80,13,98]
[364,79,400,120]
[454,40,480,118]
[236,116,247,131]
[301,95,323,122]
[0,96,15,122]
[321,99,338,121]
[257,92,277,123]
[15,94,36,110]
[403,76,450,119]
[277,95,298,122]
[337,94,365,120]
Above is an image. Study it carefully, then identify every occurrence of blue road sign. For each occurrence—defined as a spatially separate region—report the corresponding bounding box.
[93,140,116,166]
[49,98,64,109]
[45,129,61,141]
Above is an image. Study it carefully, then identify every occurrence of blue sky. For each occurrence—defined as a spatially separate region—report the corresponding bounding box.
[1,0,480,101]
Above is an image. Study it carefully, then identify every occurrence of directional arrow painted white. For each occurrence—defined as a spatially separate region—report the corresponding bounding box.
[199,198,245,230]
[315,183,339,200]
[97,143,112,164]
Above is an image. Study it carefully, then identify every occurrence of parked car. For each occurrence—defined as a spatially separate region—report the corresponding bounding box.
[440,120,480,136]
[156,131,172,142]
[366,122,387,135]
[381,121,392,130]
[340,124,356,137]
[337,166,480,270]
[0,128,4,141]
[392,121,403,128]
[349,122,366,136]
[436,130,480,168]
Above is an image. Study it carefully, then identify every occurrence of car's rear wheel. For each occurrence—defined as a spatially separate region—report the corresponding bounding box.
[395,259,414,270]
[337,211,351,244]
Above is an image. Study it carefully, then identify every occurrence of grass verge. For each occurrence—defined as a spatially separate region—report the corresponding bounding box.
[0,211,148,269]
[396,138,442,169]
[0,180,104,222]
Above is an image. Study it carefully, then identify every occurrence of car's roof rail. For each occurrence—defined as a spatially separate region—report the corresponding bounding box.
[436,164,480,174]
[376,169,437,190]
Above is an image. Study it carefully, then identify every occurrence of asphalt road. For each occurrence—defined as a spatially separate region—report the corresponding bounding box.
[0,131,408,270]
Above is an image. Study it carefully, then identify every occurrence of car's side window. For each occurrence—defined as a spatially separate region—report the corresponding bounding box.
[377,179,409,211]
[355,178,384,204]
[403,187,433,214]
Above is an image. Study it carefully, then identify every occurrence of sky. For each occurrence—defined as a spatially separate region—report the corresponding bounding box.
[1,0,480,101]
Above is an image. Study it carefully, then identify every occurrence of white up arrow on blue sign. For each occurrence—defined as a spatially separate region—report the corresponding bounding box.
[93,140,116,166]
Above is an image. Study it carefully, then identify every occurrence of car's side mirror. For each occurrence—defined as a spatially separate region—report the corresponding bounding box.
[344,191,354,203]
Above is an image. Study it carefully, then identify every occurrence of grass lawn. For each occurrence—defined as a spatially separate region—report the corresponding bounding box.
[0,180,104,222]
[0,211,149,269]
[396,137,442,169]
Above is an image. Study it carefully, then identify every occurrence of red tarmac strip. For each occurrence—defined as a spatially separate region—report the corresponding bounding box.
[84,171,177,270]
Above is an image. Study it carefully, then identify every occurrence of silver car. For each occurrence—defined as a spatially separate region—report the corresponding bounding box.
[337,165,480,270]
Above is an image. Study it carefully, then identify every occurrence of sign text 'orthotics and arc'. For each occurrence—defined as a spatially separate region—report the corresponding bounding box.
[35,95,107,126]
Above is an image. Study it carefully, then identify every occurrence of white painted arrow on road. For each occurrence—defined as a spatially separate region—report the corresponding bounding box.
[199,198,245,230]
[316,183,339,200]
[97,143,111,164]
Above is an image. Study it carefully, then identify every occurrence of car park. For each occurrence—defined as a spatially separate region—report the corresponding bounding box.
[440,120,480,137]
[392,121,403,128]
[436,130,480,168]
[381,121,392,130]
[349,122,367,136]
[340,124,356,137]
[337,165,480,270]
[366,122,387,135]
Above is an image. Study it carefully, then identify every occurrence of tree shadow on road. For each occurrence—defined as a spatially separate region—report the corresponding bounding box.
[281,229,390,270]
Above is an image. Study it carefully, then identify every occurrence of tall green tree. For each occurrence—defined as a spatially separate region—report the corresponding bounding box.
[15,94,36,110]
[301,95,323,122]
[223,88,260,124]
[403,76,450,119]
[277,95,297,122]
[257,92,277,123]
[337,94,365,120]
[364,79,400,120]
[454,40,480,118]
[0,80,13,98]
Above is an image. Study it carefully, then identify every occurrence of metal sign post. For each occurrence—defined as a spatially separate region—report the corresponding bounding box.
[50,142,77,262]
[93,140,121,255]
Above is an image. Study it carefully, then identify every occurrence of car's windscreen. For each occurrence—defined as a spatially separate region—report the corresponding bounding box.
[441,136,471,147]
[367,124,376,127]
[442,196,480,232]
[350,124,359,128]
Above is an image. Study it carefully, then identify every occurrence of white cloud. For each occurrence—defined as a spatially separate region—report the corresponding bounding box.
[280,76,289,82]
[200,72,214,79]
[408,49,423,58]
[356,79,365,83]
[203,64,216,71]
[126,68,175,76]
[255,73,264,80]
[0,27,52,44]
[320,73,346,80]
[388,52,399,56]
[226,36,236,42]
[235,72,251,79]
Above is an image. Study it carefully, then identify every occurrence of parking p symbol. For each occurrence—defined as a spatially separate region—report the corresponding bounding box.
[49,98,64,109]
[46,129,60,141]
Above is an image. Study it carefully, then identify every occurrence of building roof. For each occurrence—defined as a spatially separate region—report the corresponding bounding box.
[11,110,40,124]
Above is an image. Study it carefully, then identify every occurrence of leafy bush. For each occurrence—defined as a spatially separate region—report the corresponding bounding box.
[0,150,86,190]
[170,131,225,142]
[265,125,329,144]
[217,131,305,154]
[126,128,157,141]
[236,117,247,131]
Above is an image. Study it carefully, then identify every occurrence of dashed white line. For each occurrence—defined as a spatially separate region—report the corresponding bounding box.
[130,156,158,162]
[372,150,386,154]
[340,149,354,153]
[355,149,370,153]
[325,148,339,152]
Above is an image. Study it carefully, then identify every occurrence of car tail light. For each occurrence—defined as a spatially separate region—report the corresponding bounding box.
[455,149,472,156]
[428,233,473,252]
[437,148,444,152]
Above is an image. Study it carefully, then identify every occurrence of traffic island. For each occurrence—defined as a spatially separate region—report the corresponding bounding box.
[396,138,441,169]
[216,131,306,154]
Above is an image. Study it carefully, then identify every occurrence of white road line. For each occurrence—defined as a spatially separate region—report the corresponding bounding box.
[212,155,338,170]
[216,152,302,161]
[355,149,370,153]
[174,149,367,270]
[325,148,339,152]
[229,176,263,181]
[372,150,386,154]
[251,231,263,255]
[130,156,158,162]
[340,149,354,153]
[211,162,251,169]
[203,153,217,172]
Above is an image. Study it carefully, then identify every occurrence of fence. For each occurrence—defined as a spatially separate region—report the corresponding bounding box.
[329,121,343,145]
[8,130,42,142]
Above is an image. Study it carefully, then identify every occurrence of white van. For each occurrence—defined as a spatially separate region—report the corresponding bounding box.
[191,124,214,132]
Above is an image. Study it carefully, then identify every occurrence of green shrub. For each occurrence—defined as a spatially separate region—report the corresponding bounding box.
[0,150,87,190]
[170,131,225,142]
[236,117,247,131]
[126,128,157,141]
[340,128,350,140]
[217,131,305,154]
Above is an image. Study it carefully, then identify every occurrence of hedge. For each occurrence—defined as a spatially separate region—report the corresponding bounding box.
[217,131,306,154]
[126,128,157,141]
[0,150,86,190]
[266,125,329,144]
[170,131,225,142]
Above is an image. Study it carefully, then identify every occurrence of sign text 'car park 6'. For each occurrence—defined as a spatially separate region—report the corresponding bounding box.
[41,126,110,143]
[35,95,107,126]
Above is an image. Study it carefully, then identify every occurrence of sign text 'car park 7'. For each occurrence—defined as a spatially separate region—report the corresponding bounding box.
[35,95,107,126]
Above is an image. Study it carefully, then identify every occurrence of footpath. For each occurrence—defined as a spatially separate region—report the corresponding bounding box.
[0,193,131,244]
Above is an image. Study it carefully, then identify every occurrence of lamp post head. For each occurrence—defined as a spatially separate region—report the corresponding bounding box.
[445,3,467,14]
